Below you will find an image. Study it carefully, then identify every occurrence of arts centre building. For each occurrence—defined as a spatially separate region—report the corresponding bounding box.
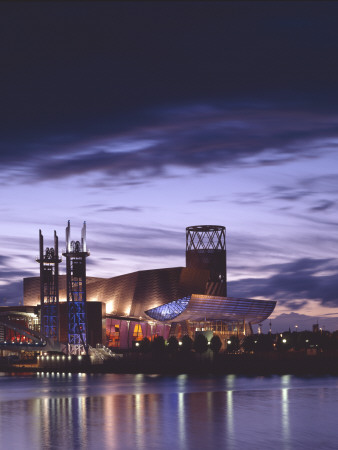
[19,224,276,351]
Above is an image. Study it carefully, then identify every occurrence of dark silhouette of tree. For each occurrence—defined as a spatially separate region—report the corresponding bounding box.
[242,335,255,353]
[210,335,222,355]
[181,335,193,352]
[318,331,332,351]
[152,335,165,354]
[193,333,208,355]
[331,331,338,350]
[276,333,292,352]
[167,336,179,353]
[139,337,151,353]
[226,335,240,353]
[256,334,274,352]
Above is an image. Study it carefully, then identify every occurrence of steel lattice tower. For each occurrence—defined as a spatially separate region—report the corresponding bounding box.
[37,230,61,342]
[63,221,90,355]
[186,225,227,296]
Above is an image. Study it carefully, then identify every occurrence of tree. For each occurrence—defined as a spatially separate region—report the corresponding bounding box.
[242,335,255,353]
[139,337,151,353]
[181,335,193,352]
[256,334,274,352]
[210,335,222,355]
[193,333,209,355]
[167,336,179,354]
[226,335,240,353]
[152,336,166,354]
[276,333,292,352]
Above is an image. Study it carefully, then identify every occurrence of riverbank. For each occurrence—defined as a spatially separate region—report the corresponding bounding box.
[101,352,338,375]
[3,351,338,375]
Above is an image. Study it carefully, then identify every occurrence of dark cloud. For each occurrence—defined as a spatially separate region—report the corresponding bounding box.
[2,3,338,183]
[97,206,142,213]
[301,174,338,192]
[310,200,335,212]
[233,174,338,214]
[0,269,36,280]
[0,269,36,306]
[1,105,337,186]
[90,224,184,261]
[228,258,338,307]
[290,214,338,228]
[190,196,221,204]
[0,256,10,267]
[0,280,24,306]
[271,186,312,202]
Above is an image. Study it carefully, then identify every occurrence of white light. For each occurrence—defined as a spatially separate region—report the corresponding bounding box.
[106,300,114,314]
[282,339,287,343]
[135,343,140,347]
[179,342,182,346]
[227,340,231,345]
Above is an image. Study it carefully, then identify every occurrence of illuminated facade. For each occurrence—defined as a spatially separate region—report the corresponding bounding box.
[22,224,276,349]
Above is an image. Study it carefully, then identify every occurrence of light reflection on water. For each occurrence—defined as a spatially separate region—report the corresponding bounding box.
[1,373,338,449]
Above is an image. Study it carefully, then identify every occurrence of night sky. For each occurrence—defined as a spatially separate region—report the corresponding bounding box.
[1,2,338,331]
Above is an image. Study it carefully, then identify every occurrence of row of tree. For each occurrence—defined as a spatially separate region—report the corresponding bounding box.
[137,334,222,355]
[136,330,338,356]
[228,330,338,353]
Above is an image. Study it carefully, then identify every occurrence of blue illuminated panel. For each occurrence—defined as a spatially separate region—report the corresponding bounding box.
[145,297,190,321]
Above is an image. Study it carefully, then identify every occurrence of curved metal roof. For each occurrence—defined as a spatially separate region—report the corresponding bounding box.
[145,294,276,324]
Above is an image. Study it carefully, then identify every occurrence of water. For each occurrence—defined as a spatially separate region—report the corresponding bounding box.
[0,372,337,449]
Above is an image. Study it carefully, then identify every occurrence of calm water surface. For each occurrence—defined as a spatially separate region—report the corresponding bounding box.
[0,372,337,449]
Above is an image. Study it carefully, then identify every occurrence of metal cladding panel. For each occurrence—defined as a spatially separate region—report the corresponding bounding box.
[186,249,226,277]
[131,268,183,317]
[24,276,102,306]
[180,294,276,324]
[84,267,209,319]
[178,267,210,294]
[146,294,276,324]
[86,271,139,315]
[23,277,41,306]
[24,271,275,324]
